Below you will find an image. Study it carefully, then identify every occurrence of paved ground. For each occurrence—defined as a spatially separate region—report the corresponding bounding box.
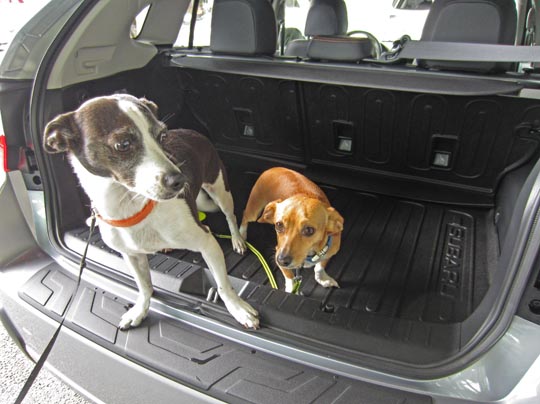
[0,323,89,404]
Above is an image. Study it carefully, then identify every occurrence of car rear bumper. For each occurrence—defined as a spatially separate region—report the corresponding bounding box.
[0,259,222,404]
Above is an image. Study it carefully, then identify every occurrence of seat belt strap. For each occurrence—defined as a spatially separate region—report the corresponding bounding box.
[397,40,540,62]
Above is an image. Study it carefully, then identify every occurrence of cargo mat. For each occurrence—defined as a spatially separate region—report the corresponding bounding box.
[224,171,492,324]
[64,171,495,365]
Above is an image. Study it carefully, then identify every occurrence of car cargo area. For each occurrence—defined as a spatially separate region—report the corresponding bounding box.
[61,164,495,366]
[3,0,540,402]
[36,52,540,373]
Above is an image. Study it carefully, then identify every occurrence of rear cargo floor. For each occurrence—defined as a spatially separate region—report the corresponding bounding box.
[62,168,499,367]
[66,170,494,323]
[63,169,496,364]
[212,170,494,325]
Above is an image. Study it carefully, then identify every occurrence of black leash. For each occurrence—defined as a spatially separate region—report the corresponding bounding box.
[14,214,96,404]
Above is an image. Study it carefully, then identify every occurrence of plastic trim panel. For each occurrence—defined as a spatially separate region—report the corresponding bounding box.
[18,266,432,404]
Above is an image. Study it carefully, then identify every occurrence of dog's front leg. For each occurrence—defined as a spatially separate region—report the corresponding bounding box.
[119,253,153,330]
[199,234,259,328]
[279,267,296,293]
[314,260,340,289]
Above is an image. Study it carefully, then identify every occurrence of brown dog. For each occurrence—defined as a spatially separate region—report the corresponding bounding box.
[240,167,344,293]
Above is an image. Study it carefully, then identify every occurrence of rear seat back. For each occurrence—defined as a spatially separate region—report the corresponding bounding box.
[304,0,348,36]
[211,0,276,55]
[178,0,303,162]
[285,0,348,57]
[169,0,538,205]
[419,0,517,73]
[286,0,375,62]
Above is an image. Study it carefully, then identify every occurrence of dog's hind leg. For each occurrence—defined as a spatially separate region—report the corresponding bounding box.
[195,189,219,212]
[119,253,154,330]
[203,170,247,255]
[239,192,268,241]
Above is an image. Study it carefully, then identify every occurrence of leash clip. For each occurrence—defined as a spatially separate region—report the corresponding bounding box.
[87,206,98,228]
[292,268,302,294]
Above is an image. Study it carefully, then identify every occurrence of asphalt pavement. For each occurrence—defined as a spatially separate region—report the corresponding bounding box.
[0,322,89,404]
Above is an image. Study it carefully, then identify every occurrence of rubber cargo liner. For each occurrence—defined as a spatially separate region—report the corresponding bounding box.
[214,171,493,325]
[65,172,492,325]
[63,170,495,364]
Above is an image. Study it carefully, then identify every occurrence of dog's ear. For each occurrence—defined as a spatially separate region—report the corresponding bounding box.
[139,98,158,118]
[257,199,282,224]
[326,207,344,235]
[43,112,78,154]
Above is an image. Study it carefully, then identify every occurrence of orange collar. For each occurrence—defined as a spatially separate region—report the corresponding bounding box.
[95,199,157,228]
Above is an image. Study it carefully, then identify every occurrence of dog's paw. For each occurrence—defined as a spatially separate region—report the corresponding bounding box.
[285,278,295,293]
[225,298,259,329]
[232,234,247,255]
[315,272,340,289]
[119,304,148,330]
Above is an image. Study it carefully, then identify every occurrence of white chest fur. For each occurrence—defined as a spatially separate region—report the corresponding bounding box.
[100,199,199,253]
[70,156,204,255]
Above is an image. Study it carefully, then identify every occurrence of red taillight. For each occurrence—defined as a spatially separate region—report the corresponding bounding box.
[0,135,8,173]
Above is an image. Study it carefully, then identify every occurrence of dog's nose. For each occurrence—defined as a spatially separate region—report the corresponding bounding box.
[277,253,293,267]
[161,172,185,192]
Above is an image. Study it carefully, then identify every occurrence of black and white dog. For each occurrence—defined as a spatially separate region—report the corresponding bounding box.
[43,94,259,329]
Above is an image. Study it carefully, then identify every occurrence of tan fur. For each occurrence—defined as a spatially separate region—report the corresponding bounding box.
[240,167,344,293]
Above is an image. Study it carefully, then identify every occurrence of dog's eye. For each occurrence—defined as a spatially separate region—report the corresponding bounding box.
[114,140,131,152]
[302,226,315,237]
[275,221,284,233]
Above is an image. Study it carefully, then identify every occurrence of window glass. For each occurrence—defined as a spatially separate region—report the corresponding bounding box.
[282,0,309,46]
[176,0,433,51]
[175,0,214,48]
[283,0,431,49]
[346,1,430,47]
[130,5,150,39]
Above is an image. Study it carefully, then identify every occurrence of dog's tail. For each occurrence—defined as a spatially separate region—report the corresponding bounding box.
[196,190,220,212]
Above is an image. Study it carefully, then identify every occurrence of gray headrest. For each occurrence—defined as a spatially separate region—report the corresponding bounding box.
[420,0,516,72]
[210,0,277,55]
[305,0,348,37]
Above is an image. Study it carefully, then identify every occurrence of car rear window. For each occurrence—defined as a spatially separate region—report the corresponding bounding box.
[284,0,431,49]
[175,0,214,48]
[174,0,432,50]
